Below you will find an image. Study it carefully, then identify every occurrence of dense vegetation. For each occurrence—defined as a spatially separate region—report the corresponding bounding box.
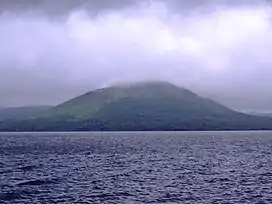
[1,82,272,131]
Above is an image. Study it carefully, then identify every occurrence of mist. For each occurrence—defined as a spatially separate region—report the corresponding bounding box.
[1,0,272,111]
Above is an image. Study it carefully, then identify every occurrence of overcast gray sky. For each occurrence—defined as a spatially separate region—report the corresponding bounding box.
[1,0,272,111]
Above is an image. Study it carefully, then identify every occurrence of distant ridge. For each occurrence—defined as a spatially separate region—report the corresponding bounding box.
[0,106,51,121]
[0,81,272,131]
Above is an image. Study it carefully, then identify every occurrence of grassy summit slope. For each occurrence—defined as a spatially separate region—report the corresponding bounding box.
[47,81,235,118]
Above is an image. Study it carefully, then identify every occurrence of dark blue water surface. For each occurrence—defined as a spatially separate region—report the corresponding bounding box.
[1,131,272,203]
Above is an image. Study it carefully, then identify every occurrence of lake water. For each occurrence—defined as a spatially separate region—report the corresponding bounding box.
[1,131,272,203]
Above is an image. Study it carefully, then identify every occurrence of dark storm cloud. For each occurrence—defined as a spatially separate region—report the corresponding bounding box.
[0,0,142,17]
[0,0,272,110]
[0,0,268,17]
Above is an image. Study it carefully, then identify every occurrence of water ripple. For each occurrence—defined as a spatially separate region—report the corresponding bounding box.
[1,131,272,203]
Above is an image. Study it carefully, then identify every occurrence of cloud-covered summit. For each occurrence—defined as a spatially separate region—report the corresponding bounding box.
[0,0,272,111]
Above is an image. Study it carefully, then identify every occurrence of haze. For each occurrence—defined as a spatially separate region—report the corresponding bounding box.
[1,0,272,111]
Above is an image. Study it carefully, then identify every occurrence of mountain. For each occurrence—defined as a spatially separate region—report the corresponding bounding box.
[0,106,51,121]
[0,82,272,131]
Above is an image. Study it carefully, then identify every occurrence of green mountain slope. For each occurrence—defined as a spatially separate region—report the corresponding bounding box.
[0,82,272,131]
[46,82,236,118]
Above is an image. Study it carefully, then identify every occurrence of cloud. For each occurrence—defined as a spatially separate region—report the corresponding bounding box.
[0,0,272,110]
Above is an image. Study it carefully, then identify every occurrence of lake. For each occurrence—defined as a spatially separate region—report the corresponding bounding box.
[1,131,272,203]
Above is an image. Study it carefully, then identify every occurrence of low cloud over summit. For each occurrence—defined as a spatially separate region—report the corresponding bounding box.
[1,0,272,111]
